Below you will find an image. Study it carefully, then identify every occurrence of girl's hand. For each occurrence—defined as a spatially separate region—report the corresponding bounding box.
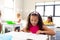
[36,30,45,34]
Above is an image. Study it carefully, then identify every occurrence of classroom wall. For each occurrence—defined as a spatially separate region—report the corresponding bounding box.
[0,0,4,10]
[0,0,60,27]
[14,0,23,19]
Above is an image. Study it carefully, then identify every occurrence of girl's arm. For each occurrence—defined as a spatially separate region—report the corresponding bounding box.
[21,27,29,32]
[21,27,26,32]
[36,25,55,35]
[50,22,54,25]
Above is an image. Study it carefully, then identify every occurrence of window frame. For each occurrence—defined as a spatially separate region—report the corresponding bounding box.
[35,2,60,17]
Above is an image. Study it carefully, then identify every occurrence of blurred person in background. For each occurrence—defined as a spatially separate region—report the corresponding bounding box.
[44,16,54,25]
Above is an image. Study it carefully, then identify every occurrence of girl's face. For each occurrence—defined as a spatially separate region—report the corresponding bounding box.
[17,14,20,18]
[47,18,51,22]
[30,15,39,26]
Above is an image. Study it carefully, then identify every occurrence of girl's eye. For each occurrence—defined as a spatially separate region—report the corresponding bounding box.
[31,20,36,22]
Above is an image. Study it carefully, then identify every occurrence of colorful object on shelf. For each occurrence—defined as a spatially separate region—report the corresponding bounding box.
[6,21,16,25]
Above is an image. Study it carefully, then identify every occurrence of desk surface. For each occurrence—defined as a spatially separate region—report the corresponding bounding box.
[5,31,48,40]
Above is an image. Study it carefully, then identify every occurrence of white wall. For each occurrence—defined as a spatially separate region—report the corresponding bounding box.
[0,0,4,10]
[14,0,23,20]
[23,0,35,19]
[14,0,23,14]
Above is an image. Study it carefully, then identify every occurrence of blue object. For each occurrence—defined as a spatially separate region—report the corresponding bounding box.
[56,31,60,40]
[0,34,12,40]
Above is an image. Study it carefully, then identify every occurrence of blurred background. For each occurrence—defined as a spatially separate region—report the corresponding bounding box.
[0,0,60,40]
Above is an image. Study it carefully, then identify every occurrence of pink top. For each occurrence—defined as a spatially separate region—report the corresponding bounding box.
[29,25,39,33]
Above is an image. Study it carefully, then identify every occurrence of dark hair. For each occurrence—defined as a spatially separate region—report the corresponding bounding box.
[48,16,53,22]
[0,23,2,33]
[26,11,44,31]
[0,11,1,17]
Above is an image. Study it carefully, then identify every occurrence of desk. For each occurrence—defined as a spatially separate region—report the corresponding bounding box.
[2,23,14,33]
[6,31,48,40]
[2,23,24,33]
[46,25,56,40]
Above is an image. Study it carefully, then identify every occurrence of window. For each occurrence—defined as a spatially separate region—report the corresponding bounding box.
[3,8,14,20]
[35,2,60,17]
[55,6,60,16]
[2,0,14,20]
[36,6,44,16]
[4,0,14,8]
[45,6,53,16]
